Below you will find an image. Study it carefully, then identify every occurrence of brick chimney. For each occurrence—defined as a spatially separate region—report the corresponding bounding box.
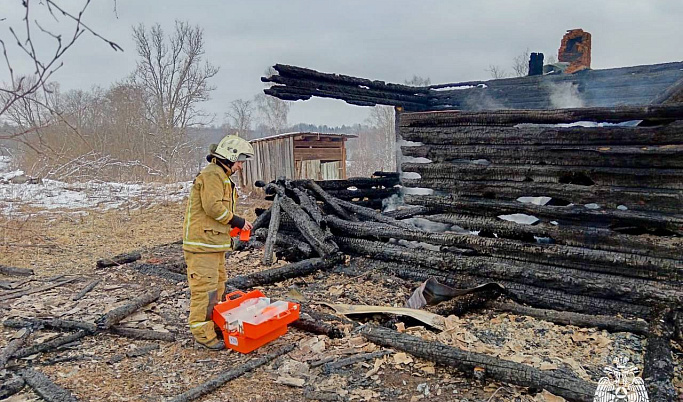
[558,29,591,74]
[528,53,544,76]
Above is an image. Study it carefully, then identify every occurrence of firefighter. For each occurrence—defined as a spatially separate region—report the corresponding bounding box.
[183,135,254,350]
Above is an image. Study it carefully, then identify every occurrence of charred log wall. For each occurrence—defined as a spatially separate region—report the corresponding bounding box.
[397,105,683,319]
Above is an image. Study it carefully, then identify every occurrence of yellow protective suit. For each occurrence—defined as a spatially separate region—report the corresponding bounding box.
[183,162,238,345]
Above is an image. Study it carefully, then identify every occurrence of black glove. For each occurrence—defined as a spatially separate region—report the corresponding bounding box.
[229,214,246,229]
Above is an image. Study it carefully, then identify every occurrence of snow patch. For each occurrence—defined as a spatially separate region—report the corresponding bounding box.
[402,157,432,164]
[0,179,192,215]
[498,214,539,225]
[400,172,421,180]
[517,196,551,206]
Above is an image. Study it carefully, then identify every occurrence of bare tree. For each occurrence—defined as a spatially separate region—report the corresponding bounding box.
[0,0,121,118]
[254,93,290,136]
[131,21,218,176]
[366,106,395,171]
[512,48,530,77]
[224,99,254,138]
[486,65,509,79]
[404,75,431,86]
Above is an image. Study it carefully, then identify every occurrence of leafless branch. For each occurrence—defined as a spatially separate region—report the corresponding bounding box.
[1,0,122,117]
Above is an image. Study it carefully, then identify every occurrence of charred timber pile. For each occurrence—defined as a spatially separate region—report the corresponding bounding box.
[262,173,400,208]
[261,64,431,111]
[396,105,683,321]
[250,105,683,325]
[235,158,683,398]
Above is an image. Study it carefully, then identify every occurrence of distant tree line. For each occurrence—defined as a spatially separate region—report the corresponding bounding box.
[0,2,428,182]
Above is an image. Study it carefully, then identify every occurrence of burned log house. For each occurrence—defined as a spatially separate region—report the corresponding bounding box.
[251,58,683,400]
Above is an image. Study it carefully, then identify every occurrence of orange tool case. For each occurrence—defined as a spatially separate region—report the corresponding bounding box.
[212,290,300,354]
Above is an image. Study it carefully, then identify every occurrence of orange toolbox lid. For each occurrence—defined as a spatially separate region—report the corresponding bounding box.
[213,290,300,340]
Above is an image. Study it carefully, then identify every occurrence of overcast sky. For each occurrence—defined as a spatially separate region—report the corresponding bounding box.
[3,1,683,127]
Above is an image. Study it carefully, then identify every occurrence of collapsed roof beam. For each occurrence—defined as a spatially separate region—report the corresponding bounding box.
[261,64,431,111]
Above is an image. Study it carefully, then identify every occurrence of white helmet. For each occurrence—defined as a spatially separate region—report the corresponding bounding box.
[210,135,254,162]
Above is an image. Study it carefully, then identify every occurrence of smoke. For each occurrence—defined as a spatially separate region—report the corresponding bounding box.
[547,82,585,109]
[382,193,403,212]
[463,91,508,111]
[404,217,469,234]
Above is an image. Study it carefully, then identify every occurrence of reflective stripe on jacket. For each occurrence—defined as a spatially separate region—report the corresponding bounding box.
[183,163,238,253]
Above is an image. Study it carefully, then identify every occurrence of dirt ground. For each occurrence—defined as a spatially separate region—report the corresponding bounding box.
[1,197,681,402]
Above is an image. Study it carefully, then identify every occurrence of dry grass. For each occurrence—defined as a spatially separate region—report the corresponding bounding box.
[0,196,269,277]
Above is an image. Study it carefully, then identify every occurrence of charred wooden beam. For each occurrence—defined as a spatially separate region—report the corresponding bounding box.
[361,258,651,318]
[291,188,325,227]
[402,144,683,168]
[299,179,357,221]
[403,162,683,190]
[400,121,683,145]
[403,178,682,213]
[642,309,676,401]
[399,104,683,127]
[270,64,430,95]
[0,328,31,369]
[305,176,399,190]
[0,265,34,277]
[96,251,142,269]
[426,290,501,317]
[132,263,187,282]
[264,74,429,109]
[253,228,313,257]
[488,301,649,335]
[281,197,338,256]
[262,64,430,111]
[404,195,683,235]
[322,350,393,374]
[267,183,338,256]
[266,85,428,111]
[333,198,416,230]
[0,278,77,302]
[168,344,295,402]
[13,330,89,359]
[72,279,101,301]
[110,326,175,342]
[382,205,432,219]
[423,213,683,260]
[329,218,683,283]
[0,375,25,399]
[19,368,78,402]
[96,290,161,330]
[3,318,97,333]
[262,195,282,266]
[362,325,596,402]
[325,187,399,202]
[336,236,682,304]
[251,208,272,231]
[291,313,344,339]
[226,254,343,290]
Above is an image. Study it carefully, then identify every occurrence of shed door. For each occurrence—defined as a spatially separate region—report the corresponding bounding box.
[296,160,342,180]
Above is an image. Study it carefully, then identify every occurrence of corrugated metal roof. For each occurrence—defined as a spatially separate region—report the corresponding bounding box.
[249,132,358,143]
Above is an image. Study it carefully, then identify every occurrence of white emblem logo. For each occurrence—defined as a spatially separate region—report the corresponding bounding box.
[594,356,649,402]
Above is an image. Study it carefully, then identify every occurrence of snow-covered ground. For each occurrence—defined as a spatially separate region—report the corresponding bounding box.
[0,156,192,215]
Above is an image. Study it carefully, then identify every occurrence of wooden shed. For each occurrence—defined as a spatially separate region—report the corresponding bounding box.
[239,132,356,190]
